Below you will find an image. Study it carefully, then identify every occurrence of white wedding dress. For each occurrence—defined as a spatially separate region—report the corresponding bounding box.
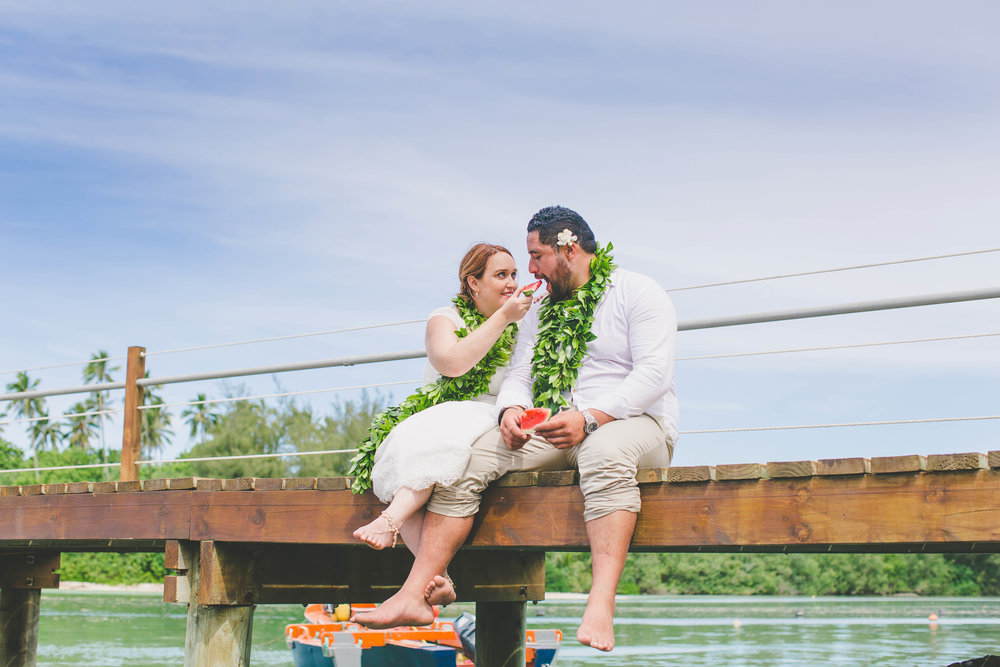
[370,305,506,504]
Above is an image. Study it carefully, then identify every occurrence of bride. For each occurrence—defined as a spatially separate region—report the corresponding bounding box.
[351,243,534,558]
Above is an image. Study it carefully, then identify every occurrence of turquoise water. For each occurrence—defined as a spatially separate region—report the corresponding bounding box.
[34,591,1000,666]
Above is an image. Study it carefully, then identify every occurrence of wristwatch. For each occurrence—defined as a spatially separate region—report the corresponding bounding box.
[581,409,599,435]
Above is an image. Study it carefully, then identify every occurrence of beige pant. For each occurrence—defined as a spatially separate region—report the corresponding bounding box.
[426,414,673,522]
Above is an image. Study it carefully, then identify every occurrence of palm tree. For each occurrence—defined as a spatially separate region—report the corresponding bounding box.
[181,394,219,446]
[82,351,120,477]
[66,397,100,449]
[32,416,63,452]
[5,372,47,478]
[141,373,173,458]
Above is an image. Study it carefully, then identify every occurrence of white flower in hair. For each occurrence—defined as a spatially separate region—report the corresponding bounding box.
[556,228,578,247]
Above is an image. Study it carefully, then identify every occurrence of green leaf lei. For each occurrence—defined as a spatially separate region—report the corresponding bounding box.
[531,243,616,414]
[349,296,518,494]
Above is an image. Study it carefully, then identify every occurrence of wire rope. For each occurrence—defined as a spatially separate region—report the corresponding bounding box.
[681,415,1000,435]
[136,379,421,411]
[0,355,126,377]
[677,331,1000,361]
[0,408,120,427]
[146,319,427,357]
[667,246,1000,292]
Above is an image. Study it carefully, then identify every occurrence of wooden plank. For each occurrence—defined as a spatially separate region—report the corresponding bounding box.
[765,460,817,478]
[284,477,316,491]
[816,458,871,476]
[537,470,577,486]
[0,490,193,542]
[871,455,927,474]
[42,484,68,495]
[168,478,199,490]
[635,468,669,484]
[716,463,765,481]
[990,451,1000,469]
[196,479,223,492]
[667,466,716,483]
[0,486,21,498]
[222,478,252,492]
[120,346,146,482]
[116,480,141,493]
[163,574,191,604]
[193,541,545,605]
[250,478,283,491]
[20,485,44,496]
[0,553,60,589]
[65,482,92,494]
[927,453,988,471]
[496,472,538,487]
[142,479,169,492]
[316,477,349,491]
[92,482,118,494]
[0,588,41,667]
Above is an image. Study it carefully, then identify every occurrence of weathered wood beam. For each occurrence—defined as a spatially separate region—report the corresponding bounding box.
[163,541,544,604]
[178,540,254,667]
[0,554,59,590]
[120,346,145,483]
[475,601,526,667]
[0,589,41,667]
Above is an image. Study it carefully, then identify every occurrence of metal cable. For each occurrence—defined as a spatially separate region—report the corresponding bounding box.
[0,354,126,377]
[667,246,1000,292]
[678,331,1000,361]
[136,379,422,411]
[146,319,427,357]
[0,448,360,476]
[681,415,1000,435]
[140,448,358,466]
[0,408,120,427]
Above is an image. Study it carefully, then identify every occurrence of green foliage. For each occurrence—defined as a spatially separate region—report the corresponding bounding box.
[531,244,615,413]
[545,551,1000,596]
[59,552,166,584]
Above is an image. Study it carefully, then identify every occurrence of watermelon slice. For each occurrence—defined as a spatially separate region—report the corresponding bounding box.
[521,280,543,297]
[521,407,551,432]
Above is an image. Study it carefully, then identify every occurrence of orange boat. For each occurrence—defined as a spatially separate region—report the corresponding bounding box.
[285,604,561,667]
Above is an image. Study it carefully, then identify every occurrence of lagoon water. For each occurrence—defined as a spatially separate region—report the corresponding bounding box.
[36,591,1000,666]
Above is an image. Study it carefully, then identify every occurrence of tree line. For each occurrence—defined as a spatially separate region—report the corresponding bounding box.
[2,355,998,594]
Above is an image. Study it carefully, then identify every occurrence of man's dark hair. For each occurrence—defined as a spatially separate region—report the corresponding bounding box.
[527,206,598,253]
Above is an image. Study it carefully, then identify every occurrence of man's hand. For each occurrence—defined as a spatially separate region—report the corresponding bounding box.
[533,410,587,449]
[499,407,530,450]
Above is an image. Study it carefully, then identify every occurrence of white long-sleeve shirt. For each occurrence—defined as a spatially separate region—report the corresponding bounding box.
[496,268,679,444]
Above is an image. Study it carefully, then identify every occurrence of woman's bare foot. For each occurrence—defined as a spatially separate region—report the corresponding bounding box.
[424,575,456,607]
[351,591,434,629]
[576,600,615,651]
[352,513,397,550]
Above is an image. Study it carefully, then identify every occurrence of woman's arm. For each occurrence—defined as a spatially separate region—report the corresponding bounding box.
[426,294,530,377]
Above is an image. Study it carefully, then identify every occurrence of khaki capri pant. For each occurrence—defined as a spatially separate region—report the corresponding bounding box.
[426,414,673,523]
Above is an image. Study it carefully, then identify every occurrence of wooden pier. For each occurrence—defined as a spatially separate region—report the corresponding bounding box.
[1,451,999,665]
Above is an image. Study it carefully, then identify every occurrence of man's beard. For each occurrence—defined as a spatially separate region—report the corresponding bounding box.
[545,258,574,302]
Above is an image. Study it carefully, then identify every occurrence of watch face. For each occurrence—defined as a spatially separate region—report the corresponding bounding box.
[586,421,599,433]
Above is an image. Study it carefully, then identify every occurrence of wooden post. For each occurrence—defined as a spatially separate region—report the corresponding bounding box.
[120,346,145,482]
[181,542,255,667]
[0,589,41,667]
[475,601,526,667]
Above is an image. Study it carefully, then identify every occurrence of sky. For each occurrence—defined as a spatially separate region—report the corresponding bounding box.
[1,1,999,468]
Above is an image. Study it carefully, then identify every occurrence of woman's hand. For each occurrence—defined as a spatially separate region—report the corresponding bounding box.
[498,285,532,324]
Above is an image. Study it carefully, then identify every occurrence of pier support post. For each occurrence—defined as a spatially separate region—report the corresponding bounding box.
[475,600,527,667]
[184,604,254,667]
[0,589,41,667]
[168,541,256,667]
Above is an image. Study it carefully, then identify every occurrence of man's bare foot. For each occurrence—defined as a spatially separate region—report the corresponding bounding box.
[352,513,397,550]
[576,600,615,651]
[424,575,456,607]
[350,591,434,629]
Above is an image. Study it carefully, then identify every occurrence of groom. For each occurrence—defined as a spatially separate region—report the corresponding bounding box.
[354,206,679,652]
